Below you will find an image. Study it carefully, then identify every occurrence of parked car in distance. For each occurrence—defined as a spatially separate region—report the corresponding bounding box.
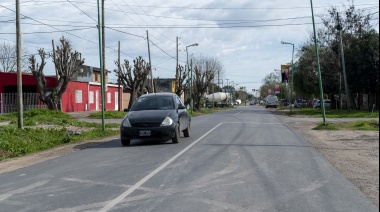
[120,93,191,146]
[294,100,308,108]
[313,99,331,109]
[265,95,278,109]
[279,99,289,107]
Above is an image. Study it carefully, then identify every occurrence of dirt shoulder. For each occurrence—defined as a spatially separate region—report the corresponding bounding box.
[272,109,379,207]
[0,111,378,207]
[289,121,379,207]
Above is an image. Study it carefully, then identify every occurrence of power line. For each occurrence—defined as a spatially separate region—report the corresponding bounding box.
[105,27,146,39]
[66,0,97,22]
[0,4,134,60]
[0,27,95,34]
[109,0,175,55]
[103,22,322,29]
[99,2,380,10]
[130,0,175,44]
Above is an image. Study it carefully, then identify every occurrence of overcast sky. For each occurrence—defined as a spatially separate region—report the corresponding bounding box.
[1,0,379,93]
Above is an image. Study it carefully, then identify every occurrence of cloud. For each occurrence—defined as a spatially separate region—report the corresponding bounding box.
[1,0,378,92]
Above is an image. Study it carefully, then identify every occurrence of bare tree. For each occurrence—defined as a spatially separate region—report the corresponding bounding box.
[174,65,189,97]
[29,37,84,110]
[115,56,151,109]
[0,41,28,72]
[192,56,223,111]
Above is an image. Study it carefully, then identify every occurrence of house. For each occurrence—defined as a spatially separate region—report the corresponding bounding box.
[0,66,123,113]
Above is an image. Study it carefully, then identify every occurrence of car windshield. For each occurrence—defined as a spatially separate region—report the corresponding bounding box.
[131,96,175,111]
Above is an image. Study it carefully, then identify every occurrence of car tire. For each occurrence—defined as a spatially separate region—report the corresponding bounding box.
[121,139,131,146]
[183,124,191,138]
[172,124,180,144]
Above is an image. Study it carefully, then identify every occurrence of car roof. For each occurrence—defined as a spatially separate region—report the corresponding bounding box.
[141,93,176,98]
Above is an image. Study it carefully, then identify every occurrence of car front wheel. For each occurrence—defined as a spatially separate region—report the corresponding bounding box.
[172,124,180,144]
[184,124,191,138]
[121,139,131,146]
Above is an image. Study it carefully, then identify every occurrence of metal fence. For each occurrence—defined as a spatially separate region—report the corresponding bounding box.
[0,93,47,114]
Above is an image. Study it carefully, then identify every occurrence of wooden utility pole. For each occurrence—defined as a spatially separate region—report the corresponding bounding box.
[16,0,23,129]
[146,30,153,92]
[337,13,354,110]
[118,41,121,111]
[52,40,58,79]
[51,39,62,111]
[176,36,179,89]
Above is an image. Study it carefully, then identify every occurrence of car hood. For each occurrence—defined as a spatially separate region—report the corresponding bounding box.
[127,110,175,124]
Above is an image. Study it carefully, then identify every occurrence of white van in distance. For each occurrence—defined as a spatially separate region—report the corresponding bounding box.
[265,95,278,109]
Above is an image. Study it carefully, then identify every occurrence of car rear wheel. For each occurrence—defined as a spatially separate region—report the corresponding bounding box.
[172,124,180,144]
[183,124,191,138]
[121,139,131,146]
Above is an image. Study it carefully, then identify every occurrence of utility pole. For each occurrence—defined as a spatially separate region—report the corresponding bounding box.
[102,0,106,96]
[310,0,327,124]
[176,36,179,92]
[190,58,193,112]
[118,41,121,111]
[337,12,354,110]
[52,40,58,80]
[97,0,105,131]
[16,0,23,129]
[146,30,153,93]
[218,70,220,92]
[226,79,229,105]
[52,39,62,111]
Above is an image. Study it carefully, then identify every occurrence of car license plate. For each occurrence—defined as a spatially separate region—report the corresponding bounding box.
[140,130,151,137]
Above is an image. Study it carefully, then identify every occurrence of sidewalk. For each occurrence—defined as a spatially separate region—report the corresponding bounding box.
[67,111,98,119]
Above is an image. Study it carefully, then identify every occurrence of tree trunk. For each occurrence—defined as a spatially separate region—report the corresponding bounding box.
[128,90,137,109]
[43,94,58,110]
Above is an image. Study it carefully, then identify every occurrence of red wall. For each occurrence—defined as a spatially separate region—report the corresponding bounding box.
[61,81,89,112]
[89,85,100,111]
[0,73,122,112]
[105,86,121,111]
[0,72,57,93]
[89,85,122,111]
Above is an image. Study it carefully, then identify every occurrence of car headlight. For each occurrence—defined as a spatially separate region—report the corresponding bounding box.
[161,117,173,126]
[122,118,132,127]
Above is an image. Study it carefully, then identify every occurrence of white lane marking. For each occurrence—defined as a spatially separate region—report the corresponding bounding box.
[235,110,245,115]
[98,123,224,212]
[0,180,49,201]
[223,122,283,125]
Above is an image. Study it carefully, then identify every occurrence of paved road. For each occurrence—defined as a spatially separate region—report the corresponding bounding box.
[0,106,377,211]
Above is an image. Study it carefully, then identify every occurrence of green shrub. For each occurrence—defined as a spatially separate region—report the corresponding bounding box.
[89,111,127,119]
[0,109,120,161]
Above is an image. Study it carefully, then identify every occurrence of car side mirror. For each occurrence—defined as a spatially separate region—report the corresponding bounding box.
[124,108,130,112]
[178,104,186,110]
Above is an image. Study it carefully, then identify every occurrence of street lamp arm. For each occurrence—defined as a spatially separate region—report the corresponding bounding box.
[186,43,199,48]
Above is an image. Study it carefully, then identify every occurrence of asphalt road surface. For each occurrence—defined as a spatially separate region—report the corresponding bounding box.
[0,106,377,212]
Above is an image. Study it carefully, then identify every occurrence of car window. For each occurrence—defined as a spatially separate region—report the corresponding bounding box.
[176,96,184,108]
[131,96,174,111]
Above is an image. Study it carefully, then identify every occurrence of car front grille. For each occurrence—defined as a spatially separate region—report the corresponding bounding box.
[132,123,161,128]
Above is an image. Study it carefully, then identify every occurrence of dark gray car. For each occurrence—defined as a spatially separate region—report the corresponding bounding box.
[120,93,191,146]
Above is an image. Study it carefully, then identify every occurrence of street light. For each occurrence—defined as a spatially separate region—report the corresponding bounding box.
[281,41,295,112]
[186,43,198,114]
